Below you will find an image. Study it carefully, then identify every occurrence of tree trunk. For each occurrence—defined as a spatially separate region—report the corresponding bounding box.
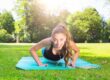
[16,33,19,43]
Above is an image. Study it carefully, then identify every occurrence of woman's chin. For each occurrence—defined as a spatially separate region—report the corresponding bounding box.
[54,45,63,49]
[54,46,63,50]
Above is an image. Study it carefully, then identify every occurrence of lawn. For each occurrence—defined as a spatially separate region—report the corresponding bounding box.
[0,43,110,80]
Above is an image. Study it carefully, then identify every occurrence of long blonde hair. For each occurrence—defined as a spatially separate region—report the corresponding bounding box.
[51,23,73,66]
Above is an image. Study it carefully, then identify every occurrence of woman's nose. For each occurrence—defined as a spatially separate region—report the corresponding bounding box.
[56,41,61,46]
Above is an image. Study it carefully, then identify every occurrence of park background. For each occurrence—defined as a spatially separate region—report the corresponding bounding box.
[0,0,110,80]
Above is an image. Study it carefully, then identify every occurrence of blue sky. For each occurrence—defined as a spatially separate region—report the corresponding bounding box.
[0,0,110,20]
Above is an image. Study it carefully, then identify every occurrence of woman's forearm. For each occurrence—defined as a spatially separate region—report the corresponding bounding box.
[30,50,43,66]
[71,52,79,66]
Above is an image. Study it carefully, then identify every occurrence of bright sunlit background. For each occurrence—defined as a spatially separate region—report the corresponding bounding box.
[0,1,110,80]
[40,0,110,19]
[0,0,110,20]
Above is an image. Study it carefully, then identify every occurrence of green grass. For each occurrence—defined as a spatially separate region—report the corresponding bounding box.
[0,43,110,80]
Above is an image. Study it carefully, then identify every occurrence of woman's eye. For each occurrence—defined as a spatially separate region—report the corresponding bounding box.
[53,39,57,42]
[53,38,56,41]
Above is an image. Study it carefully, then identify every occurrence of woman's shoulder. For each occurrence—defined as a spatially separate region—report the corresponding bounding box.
[40,37,52,45]
[31,37,52,50]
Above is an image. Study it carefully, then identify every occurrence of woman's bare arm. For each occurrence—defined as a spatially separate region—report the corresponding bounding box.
[30,37,52,66]
[70,40,80,67]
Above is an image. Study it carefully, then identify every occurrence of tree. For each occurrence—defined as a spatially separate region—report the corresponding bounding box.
[14,20,22,43]
[14,0,30,42]
[105,19,110,42]
[67,8,103,42]
[58,10,70,23]
[14,0,76,43]
[27,0,57,42]
[0,11,15,34]
[0,29,13,42]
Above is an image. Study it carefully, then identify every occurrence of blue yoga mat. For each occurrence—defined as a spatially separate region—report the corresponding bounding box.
[16,56,100,70]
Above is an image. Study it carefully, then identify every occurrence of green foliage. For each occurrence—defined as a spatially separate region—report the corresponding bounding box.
[58,10,70,23]
[14,0,31,42]
[26,0,57,42]
[105,19,110,42]
[67,8,103,42]
[0,11,15,34]
[14,0,71,43]
[14,21,22,34]
[0,29,13,42]
[0,0,108,43]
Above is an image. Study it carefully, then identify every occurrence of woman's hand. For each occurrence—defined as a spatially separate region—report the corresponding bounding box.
[39,63,48,67]
[71,63,76,68]
[68,62,76,68]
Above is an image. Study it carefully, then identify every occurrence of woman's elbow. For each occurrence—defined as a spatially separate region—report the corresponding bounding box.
[77,48,80,53]
[75,48,80,54]
[30,47,35,54]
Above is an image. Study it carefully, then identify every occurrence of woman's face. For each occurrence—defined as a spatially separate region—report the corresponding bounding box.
[52,33,66,50]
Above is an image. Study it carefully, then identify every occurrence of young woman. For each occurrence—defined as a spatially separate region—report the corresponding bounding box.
[30,23,79,67]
